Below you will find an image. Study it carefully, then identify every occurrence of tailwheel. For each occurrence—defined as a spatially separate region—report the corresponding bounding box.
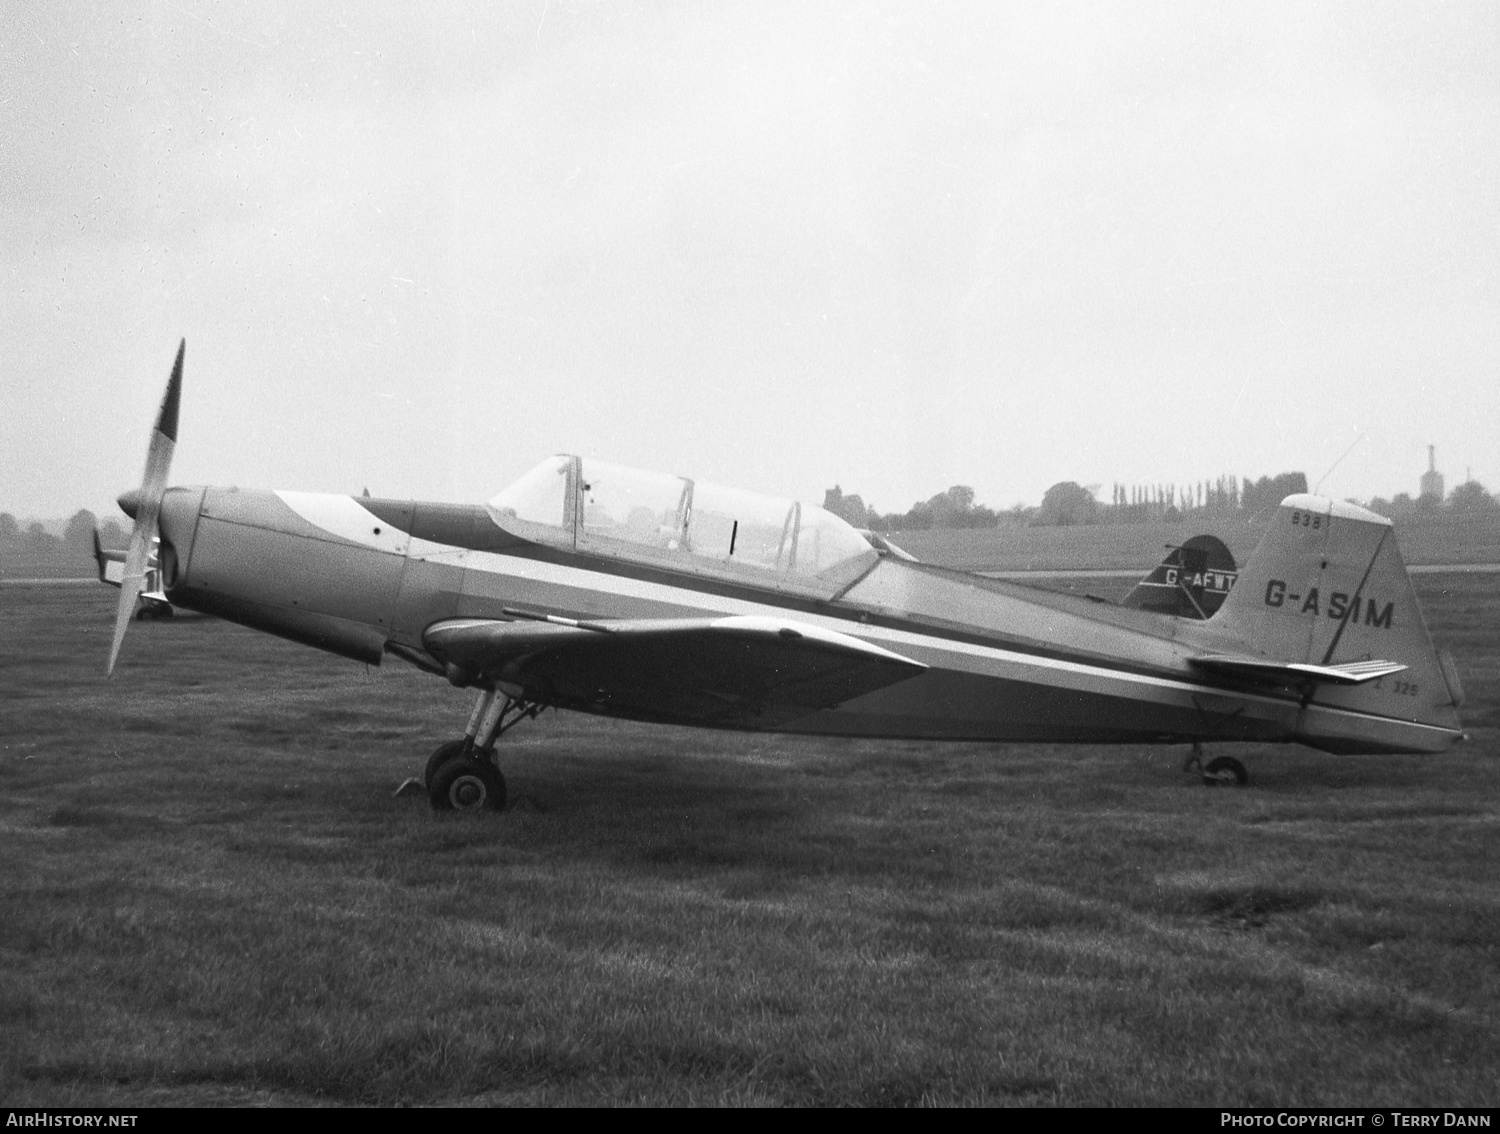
[429,757,507,812]
[1201,755,1249,787]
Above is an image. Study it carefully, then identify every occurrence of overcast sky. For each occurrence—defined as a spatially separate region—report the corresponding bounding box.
[4,1,1497,522]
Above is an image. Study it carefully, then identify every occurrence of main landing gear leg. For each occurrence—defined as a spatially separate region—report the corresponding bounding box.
[425,689,547,813]
[428,690,508,812]
[1183,742,1249,787]
[422,689,495,788]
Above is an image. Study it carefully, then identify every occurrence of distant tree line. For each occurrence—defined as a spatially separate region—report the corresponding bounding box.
[822,485,1007,531]
[0,509,127,560]
[15,476,1494,558]
[1367,479,1500,521]
[1100,472,1310,524]
[823,470,1318,530]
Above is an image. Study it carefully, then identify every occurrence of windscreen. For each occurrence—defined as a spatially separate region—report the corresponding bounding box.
[487,455,573,530]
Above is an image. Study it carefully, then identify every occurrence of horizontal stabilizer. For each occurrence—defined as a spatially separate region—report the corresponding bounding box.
[1192,654,1408,686]
[423,614,926,727]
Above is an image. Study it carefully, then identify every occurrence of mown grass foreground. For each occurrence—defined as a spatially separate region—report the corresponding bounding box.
[2,581,1497,1106]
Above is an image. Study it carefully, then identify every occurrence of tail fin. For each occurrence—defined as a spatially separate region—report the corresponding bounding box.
[1207,494,1463,753]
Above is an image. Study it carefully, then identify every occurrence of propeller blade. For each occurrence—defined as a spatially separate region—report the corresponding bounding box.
[107,340,184,675]
[106,549,149,675]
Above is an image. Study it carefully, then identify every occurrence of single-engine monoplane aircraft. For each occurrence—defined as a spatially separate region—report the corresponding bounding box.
[107,343,1465,809]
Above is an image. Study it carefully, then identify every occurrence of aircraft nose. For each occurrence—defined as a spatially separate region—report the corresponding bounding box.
[152,487,205,592]
[117,488,141,519]
[157,488,198,548]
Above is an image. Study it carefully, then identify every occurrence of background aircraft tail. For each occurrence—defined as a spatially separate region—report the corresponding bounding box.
[1206,494,1463,752]
[1121,533,1237,619]
[93,529,126,587]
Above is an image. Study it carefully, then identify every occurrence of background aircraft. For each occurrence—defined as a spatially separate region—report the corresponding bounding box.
[1121,535,1239,620]
[93,529,173,620]
[107,344,1465,810]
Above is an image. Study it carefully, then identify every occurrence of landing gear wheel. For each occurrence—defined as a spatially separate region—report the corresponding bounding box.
[1201,755,1248,787]
[429,758,507,812]
[424,739,468,789]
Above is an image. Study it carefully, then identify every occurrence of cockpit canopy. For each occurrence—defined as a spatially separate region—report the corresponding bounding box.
[488,455,879,593]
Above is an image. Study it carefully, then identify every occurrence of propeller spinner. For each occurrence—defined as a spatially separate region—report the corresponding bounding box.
[107,340,184,675]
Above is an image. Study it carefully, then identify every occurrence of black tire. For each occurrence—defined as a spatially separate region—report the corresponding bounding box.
[1201,755,1249,787]
[424,739,468,789]
[429,758,506,813]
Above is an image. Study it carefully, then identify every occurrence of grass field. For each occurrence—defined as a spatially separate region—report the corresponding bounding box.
[2,582,1497,1107]
[0,548,98,581]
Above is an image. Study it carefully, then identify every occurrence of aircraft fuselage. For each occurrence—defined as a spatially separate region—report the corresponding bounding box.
[147,485,1462,756]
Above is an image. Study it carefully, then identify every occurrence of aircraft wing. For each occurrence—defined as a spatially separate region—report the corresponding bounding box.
[422,614,927,728]
[1191,655,1407,686]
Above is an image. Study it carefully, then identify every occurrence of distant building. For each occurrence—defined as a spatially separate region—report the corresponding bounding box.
[1420,445,1445,501]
